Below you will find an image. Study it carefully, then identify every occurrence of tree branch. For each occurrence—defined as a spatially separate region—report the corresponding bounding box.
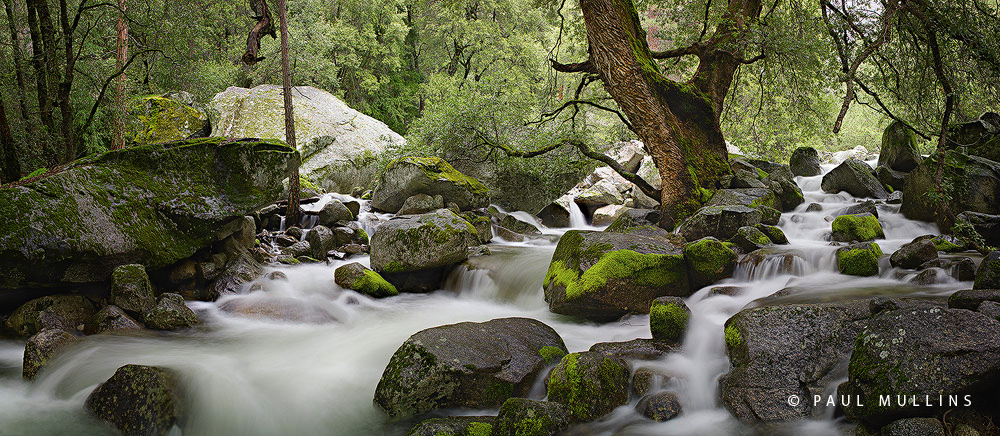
[529,99,633,131]
[650,44,701,59]
[549,58,597,74]
[81,49,159,134]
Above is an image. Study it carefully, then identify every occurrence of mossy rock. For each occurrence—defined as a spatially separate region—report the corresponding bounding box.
[831,213,885,242]
[143,293,198,331]
[371,156,490,213]
[111,264,157,316]
[901,151,1000,230]
[543,230,688,321]
[636,391,682,422]
[764,172,805,211]
[676,205,762,242]
[460,212,493,244]
[705,188,778,210]
[604,208,661,233]
[729,226,772,253]
[683,237,736,289]
[334,262,398,298]
[821,158,889,199]
[878,121,922,172]
[839,307,1000,427]
[545,351,630,421]
[789,147,821,177]
[0,138,298,293]
[888,240,938,269]
[127,93,210,145]
[373,317,567,419]
[757,206,781,226]
[493,398,573,436]
[649,296,690,343]
[6,294,95,337]
[22,329,80,380]
[405,416,495,436]
[836,242,883,277]
[975,251,1000,290]
[369,209,480,287]
[85,364,183,436]
[756,225,788,245]
[85,305,144,335]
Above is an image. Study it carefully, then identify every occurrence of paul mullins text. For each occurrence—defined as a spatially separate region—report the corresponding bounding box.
[812,395,973,407]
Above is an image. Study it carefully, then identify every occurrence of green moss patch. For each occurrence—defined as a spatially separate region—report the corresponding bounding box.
[832,214,885,242]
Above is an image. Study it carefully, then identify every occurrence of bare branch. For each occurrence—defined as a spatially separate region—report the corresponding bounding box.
[529,99,633,131]
[81,49,159,133]
[549,58,597,74]
[651,44,701,59]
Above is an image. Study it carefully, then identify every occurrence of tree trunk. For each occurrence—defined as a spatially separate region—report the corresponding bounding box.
[277,0,300,227]
[571,0,761,227]
[0,88,20,183]
[112,0,128,150]
[56,0,77,162]
[3,0,37,154]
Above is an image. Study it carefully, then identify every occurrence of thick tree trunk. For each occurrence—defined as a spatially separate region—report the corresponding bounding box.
[276,0,300,227]
[574,0,760,227]
[3,0,37,151]
[112,0,128,150]
[56,0,76,162]
[0,88,20,183]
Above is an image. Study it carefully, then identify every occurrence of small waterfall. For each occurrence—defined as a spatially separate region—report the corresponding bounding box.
[568,201,588,228]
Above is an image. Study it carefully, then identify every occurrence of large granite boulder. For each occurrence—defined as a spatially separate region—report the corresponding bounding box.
[901,150,1000,229]
[126,92,210,145]
[85,364,184,436]
[212,85,404,192]
[721,300,874,422]
[493,398,574,436]
[373,317,567,418]
[371,157,489,213]
[369,209,480,291]
[546,351,630,421]
[821,158,889,198]
[683,237,737,289]
[676,205,763,242]
[0,138,297,301]
[6,294,95,337]
[831,213,885,242]
[878,121,922,172]
[789,147,821,177]
[839,307,1000,426]
[947,114,1000,162]
[543,230,688,321]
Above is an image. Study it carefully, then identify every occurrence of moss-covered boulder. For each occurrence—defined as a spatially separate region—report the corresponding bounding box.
[110,264,156,316]
[764,171,805,211]
[605,208,661,233]
[212,85,404,193]
[957,212,1000,246]
[721,300,874,422]
[398,193,445,215]
[85,364,183,436]
[878,121,922,172]
[493,398,574,436]
[373,317,567,419]
[371,157,489,213]
[838,307,1000,426]
[127,93,210,145]
[705,188,778,210]
[757,225,788,245]
[901,150,1000,229]
[729,226,772,253]
[334,262,397,298]
[836,242,883,277]
[676,205,762,242]
[649,297,690,343]
[546,351,630,421]
[22,328,80,380]
[543,230,688,321]
[6,294,95,337]
[975,251,1000,290]
[317,200,354,227]
[143,293,198,330]
[369,209,480,291]
[889,240,938,269]
[831,213,885,242]
[405,416,495,436]
[789,147,821,177]
[85,305,144,335]
[0,138,298,295]
[683,237,737,289]
[821,158,889,198]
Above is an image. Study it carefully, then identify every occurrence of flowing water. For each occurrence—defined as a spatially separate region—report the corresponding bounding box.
[0,162,973,436]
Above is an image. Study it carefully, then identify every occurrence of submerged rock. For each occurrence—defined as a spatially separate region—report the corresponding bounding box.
[821,158,888,198]
[543,230,688,321]
[373,317,567,419]
[22,329,80,380]
[636,391,682,422]
[85,364,183,436]
[889,240,938,269]
[212,85,404,193]
[218,296,337,324]
[371,157,489,214]
[721,300,873,422]
[839,307,1000,426]
[405,416,495,436]
[789,147,821,177]
[0,138,297,296]
[493,398,573,436]
[6,294,95,337]
[334,262,398,298]
[546,351,630,421]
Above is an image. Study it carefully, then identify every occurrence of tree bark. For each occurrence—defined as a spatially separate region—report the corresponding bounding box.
[56,0,77,161]
[112,0,128,150]
[568,0,761,227]
[3,0,37,151]
[0,88,20,183]
[276,0,300,227]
